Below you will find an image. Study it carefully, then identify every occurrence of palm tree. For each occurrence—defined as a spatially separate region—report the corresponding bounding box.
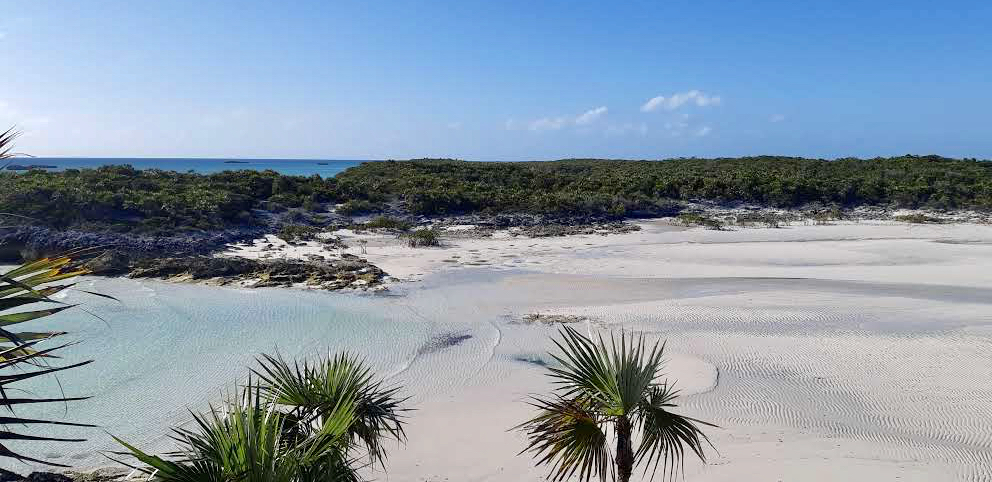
[0,251,102,466]
[515,326,714,482]
[114,352,408,481]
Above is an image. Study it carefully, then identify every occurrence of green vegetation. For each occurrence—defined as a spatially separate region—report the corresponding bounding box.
[735,212,796,228]
[363,215,412,231]
[277,224,321,243]
[894,213,946,224]
[0,252,100,466]
[336,199,382,216]
[0,166,340,234]
[675,212,724,230]
[4,155,992,235]
[115,353,408,481]
[808,207,846,225]
[516,327,713,482]
[336,156,992,216]
[406,228,441,247]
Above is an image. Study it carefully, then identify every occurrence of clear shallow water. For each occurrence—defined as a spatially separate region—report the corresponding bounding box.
[9,265,992,479]
[12,277,443,468]
[13,158,369,177]
[7,269,577,470]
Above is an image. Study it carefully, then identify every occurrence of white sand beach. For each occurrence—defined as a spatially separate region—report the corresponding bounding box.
[25,219,992,481]
[221,219,992,481]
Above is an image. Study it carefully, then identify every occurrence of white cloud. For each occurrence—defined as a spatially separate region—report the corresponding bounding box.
[770,113,786,123]
[528,116,569,132]
[695,126,712,137]
[575,106,607,125]
[447,121,462,130]
[641,90,722,112]
[516,106,609,132]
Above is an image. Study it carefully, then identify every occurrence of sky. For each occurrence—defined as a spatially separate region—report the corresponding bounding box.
[2,0,991,160]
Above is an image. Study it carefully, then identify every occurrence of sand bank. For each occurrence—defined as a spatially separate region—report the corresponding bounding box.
[19,219,992,481]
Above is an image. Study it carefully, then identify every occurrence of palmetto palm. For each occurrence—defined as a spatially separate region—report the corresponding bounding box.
[0,251,103,466]
[115,353,408,482]
[516,326,714,482]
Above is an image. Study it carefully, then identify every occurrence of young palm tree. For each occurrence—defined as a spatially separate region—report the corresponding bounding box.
[115,352,408,481]
[516,326,714,482]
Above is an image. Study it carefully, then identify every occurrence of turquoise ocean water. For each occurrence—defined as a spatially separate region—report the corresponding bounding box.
[16,158,369,177]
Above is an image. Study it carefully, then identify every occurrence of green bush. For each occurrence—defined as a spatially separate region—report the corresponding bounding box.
[406,228,441,247]
[276,224,320,243]
[894,213,945,224]
[675,213,724,230]
[364,216,411,231]
[337,199,381,216]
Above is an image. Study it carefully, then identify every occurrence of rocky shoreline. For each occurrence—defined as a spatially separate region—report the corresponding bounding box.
[3,204,988,293]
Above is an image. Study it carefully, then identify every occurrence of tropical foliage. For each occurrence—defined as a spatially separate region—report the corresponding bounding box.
[405,228,441,248]
[516,326,713,482]
[0,252,97,466]
[0,166,339,234]
[337,157,992,216]
[114,353,408,481]
[4,156,992,235]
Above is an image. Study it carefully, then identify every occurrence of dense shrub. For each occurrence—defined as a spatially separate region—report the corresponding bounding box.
[406,228,441,247]
[336,156,992,215]
[0,166,340,234]
[4,156,992,234]
[894,213,945,224]
[674,213,724,230]
[364,216,411,231]
[336,199,381,216]
[276,224,320,242]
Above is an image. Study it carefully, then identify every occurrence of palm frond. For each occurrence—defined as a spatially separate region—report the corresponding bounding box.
[515,395,612,482]
[253,352,408,468]
[547,326,663,416]
[0,127,22,160]
[519,326,715,482]
[0,254,96,466]
[633,383,716,481]
[114,379,358,482]
[115,353,408,481]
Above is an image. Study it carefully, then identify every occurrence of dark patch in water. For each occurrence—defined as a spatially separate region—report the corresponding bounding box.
[417,332,472,355]
[513,354,550,367]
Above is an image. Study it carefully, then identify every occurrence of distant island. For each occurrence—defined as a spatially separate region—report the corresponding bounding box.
[317,162,329,165]
[5,164,57,171]
[223,160,250,164]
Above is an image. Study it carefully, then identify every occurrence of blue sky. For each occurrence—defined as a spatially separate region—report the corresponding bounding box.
[3,0,991,160]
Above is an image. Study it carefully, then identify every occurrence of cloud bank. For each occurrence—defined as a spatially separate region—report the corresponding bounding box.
[641,90,722,112]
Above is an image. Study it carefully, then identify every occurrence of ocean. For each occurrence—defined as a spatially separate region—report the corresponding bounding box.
[13,158,370,177]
